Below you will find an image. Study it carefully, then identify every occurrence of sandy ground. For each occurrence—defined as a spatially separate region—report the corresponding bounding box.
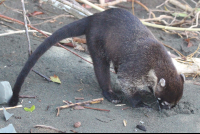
[0,0,200,133]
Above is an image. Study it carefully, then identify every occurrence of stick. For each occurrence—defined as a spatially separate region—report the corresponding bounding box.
[34,125,65,133]
[0,105,23,111]
[57,98,104,109]
[19,95,36,99]
[141,21,200,31]
[0,30,51,37]
[75,97,84,100]
[83,106,110,112]
[21,0,32,56]
[32,69,52,82]
[57,98,104,116]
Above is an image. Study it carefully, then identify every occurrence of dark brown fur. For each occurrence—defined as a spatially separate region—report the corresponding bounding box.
[9,8,185,109]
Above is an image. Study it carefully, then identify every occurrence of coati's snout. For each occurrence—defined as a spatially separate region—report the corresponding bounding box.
[154,74,185,110]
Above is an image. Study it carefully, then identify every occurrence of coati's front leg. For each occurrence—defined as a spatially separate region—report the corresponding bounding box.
[92,56,120,103]
[117,73,145,108]
[122,86,144,108]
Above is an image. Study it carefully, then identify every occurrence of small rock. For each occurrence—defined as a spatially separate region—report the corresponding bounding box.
[74,122,81,128]
[136,125,146,131]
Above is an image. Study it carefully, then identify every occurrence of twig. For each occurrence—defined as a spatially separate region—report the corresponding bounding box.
[82,106,110,112]
[0,22,20,30]
[32,69,52,82]
[57,98,104,116]
[169,0,193,13]
[19,95,36,99]
[156,0,169,9]
[58,0,92,16]
[78,0,105,11]
[0,30,51,37]
[2,2,23,14]
[189,11,200,28]
[0,105,23,111]
[32,14,74,26]
[163,43,185,58]
[141,15,174,22]
[34,125,66,133]
[134,0,148,12]
[58,98,104,109]
[95,0,126,7]
[75,97,84,100]
[63,100,73,104]
[122,107,130,110]
[132,0,134,15]
[41,0,87,19]
[141,21,200,31]
[21,0,32,56]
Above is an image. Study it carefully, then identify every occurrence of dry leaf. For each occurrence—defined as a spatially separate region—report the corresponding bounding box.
[73,37,87,44]
[50,75,61,84]
[185,38,193,47]
[0,0,5,5]
[74,45,85,51]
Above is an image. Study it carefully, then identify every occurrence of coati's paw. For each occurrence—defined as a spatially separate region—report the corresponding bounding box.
[8,96,19,106]
[102,90,121,104]
[128,98,147,108]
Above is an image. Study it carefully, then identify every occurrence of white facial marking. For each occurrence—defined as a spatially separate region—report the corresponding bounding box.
[157,98,161,100]
[147,69,158,95]
[159,78,166,87]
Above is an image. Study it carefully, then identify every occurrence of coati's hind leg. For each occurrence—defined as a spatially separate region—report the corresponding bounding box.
[91,55,121,103]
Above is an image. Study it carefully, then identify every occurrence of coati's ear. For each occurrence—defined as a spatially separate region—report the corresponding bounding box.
[180,74,185,82]
[159,78,166,87]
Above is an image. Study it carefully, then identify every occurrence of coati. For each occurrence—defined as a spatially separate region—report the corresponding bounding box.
[9,8,185,109]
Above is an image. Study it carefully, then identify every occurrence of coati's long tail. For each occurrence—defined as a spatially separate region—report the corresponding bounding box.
[9,17,89,106]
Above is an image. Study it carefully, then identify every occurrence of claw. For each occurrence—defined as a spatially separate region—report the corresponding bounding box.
[112,100,121,104]
[102,90,121,103]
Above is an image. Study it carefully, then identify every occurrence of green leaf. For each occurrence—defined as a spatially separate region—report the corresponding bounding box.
[172,12,189,18]
[24,105,35,112]
[50,75,61,84]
